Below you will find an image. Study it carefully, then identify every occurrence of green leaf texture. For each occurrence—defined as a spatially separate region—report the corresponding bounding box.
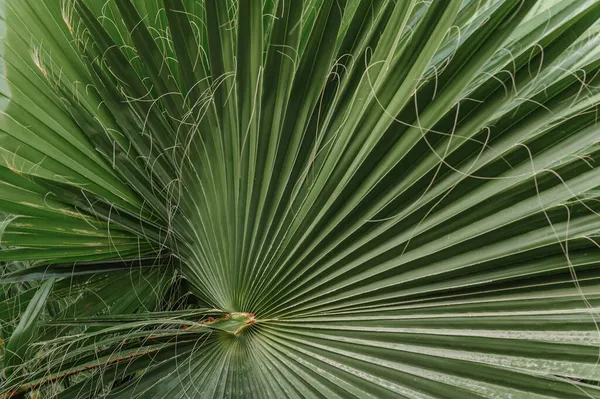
[2,0,600,397]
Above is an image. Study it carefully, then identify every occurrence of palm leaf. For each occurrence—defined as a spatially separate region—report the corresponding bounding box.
[2,0,600,397]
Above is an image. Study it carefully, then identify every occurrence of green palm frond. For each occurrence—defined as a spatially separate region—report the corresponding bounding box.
[2,0,600,397]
